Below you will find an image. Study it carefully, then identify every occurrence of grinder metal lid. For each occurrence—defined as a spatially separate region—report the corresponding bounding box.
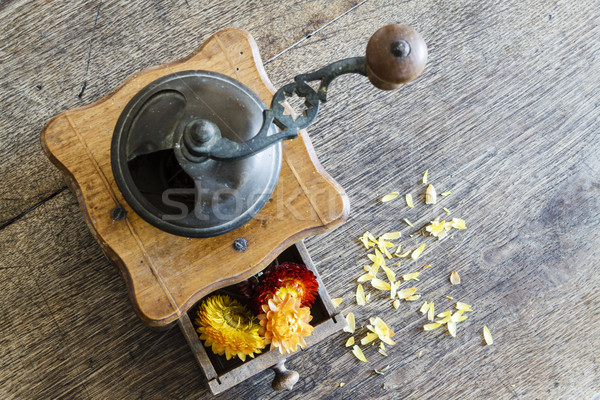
[111,70,282,238]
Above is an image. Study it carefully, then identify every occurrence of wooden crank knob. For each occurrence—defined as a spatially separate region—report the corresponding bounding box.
[270,360,299,391]
[365,24,428,90]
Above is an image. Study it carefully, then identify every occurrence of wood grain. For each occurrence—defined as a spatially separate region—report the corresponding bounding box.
[41,28,348,328]
[0,0,361,224]
[1,0,600,399]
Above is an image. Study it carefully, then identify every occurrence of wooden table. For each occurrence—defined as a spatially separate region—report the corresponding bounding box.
[1,1,599,399]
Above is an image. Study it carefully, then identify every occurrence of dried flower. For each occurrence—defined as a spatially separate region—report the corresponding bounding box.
[425,219,447,238]
[258,293,314,354]
[252,262,318,313]
[195,295,265,361]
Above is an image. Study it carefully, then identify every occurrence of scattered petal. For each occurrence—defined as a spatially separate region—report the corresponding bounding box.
[427,302,435,321]
[343,312,356,333]
[447,322,457,337]
[397,250,411,258]
[345,337,355,347]
[456,302,472,311]
[402,272,421,281]
[441,191,452,197]
[445,296,453,300]
[339,382,345,387]
[381,192,400,203]
[331,297,343,308]
[390,281,398,300]
[407,294,421,301]
[422,170,429,184]
[356,284,366,306]
[397,287,418,300]
[369,317,396,345]
[361,332,379,345]
[382,265,396,283]
[403,218,415,228]
[450,310,466,323]
[436,311,452,318]
[352,345,368,362]
[450,270,461,285]
[425,184,437,204]
[443,207,451,214]
[380,231,401,240]
[411,244,426,260]
[452,218,467,229]
[423,322,441,331]
[378,348,388,357]
[360,232,375,249]
[483,326,493,345]
[392,299,400,309]
[419,301,430,314]
[405,193,414,208]
[358,273,375,283]
[423,264,431,269]
[371,278,391,291]
[364,264,379,275]
[418,350,423,358]
[394,245,403,256]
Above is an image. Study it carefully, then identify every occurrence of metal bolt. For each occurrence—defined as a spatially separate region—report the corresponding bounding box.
[390,40,411,58]
[233,237,248,252]
[111,206,127,221]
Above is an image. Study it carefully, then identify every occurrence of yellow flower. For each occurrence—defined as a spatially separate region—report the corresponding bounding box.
[195,295,265,361]
[258,293,314,354]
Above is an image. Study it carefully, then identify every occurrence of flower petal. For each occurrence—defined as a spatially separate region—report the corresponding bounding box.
[352,345,368,362]
[411,244,426,260]
[450,270,461,285]
[423,322,441,331]
[331,297,343,308]
[483,326,493,345]
[425,184,437,204]
[343,312,356,333]
[381,192,400,203]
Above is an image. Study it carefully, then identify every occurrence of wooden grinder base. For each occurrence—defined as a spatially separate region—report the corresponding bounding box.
[41,29,349,392]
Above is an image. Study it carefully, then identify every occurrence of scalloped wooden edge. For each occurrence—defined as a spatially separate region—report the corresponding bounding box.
[41,28,349,328]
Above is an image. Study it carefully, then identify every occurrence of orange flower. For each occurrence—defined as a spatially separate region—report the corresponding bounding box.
[258,293,314,354]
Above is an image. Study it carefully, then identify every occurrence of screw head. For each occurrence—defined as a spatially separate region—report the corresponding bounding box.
[390,40,411,58]
[233,237,248,252]
[111,206,127,221]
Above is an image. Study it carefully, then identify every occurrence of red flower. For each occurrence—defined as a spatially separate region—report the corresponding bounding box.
[252,262,319,313]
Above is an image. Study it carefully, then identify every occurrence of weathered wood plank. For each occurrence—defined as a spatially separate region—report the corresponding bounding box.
[1,0,600,398]
[0,0,361,224]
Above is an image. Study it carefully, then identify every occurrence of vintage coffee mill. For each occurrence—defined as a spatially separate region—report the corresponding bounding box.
[41,24,427,394]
